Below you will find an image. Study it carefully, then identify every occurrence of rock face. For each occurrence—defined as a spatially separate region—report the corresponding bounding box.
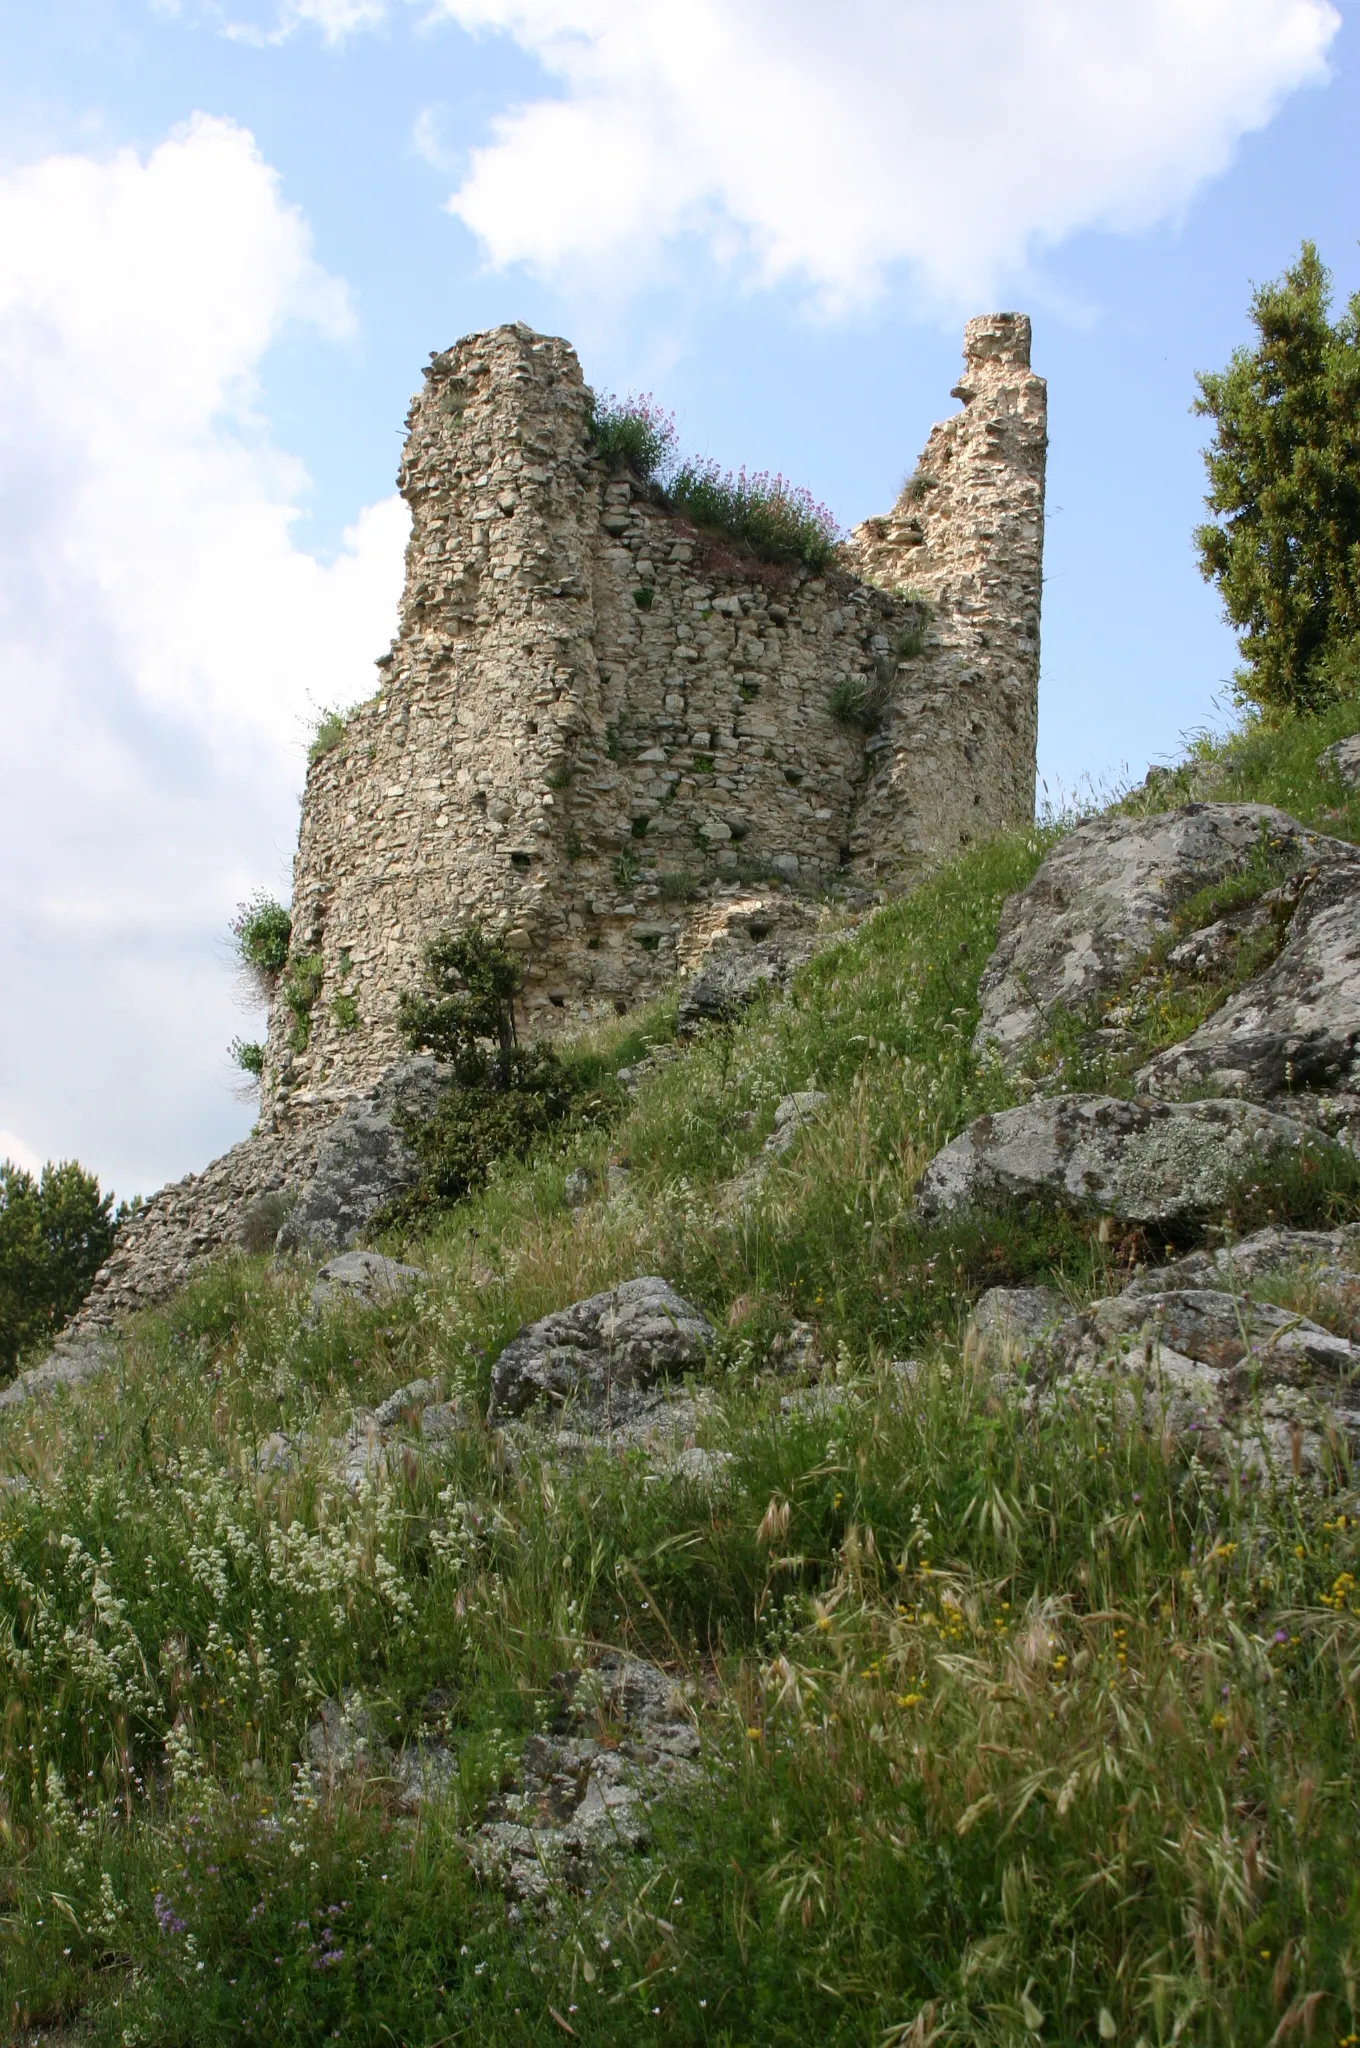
[1318,733,1360,790]
[677,941,788,1034]
[974,804,1354,1067]
[261,314,1046,1112]
[0,1331,114,1414]
[916,1093,1322,1225]
[310,1250,428,1313]
[967,1227,1360,1478]
[277,1058,456,1254]
[474,1657,701,1902]
[488,1277,714,1428]
[1136,860,1360,1103]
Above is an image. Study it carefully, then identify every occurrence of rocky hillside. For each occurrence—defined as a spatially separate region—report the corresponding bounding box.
[6,702,1360,2046]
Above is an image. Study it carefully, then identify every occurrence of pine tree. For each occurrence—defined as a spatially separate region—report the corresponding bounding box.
[1195,241,1360,714]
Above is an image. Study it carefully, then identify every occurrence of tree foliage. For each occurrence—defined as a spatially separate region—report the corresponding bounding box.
[397,923,526,1080]
[390,923,613,1223]
[0,1158,119,1375]
[1195,241,1360,714]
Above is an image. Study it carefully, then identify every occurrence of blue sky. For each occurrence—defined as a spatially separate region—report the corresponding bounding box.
[1,0,1357,1196]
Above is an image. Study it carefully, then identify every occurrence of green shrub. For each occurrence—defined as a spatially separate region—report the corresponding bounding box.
[657,869,701,900]
[229,892,291,977]
[830,671,894,731]
[282,952,324,1051]
[307,706,348,764]
[0,1158,119,1375]
[331,993,358,1032]
[668,460,841,569]
[229,1037,265,1076]
[586,392,677,479]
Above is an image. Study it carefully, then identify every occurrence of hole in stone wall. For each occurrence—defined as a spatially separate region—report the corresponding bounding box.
[510,851,532,870]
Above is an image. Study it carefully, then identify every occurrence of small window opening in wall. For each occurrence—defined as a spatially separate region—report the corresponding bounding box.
[510,850,532,870]
[631,816,649,838]
[784,769,803,786]
[633,587,654,610]
[548,991,567,1007]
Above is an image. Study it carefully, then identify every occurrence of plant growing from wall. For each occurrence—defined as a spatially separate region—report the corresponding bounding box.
[331,994,359,1032]
[283,953,324,1051]
[230,1038,265,1077]
[586,392,677,479]
[307,707,349,765]
[668,461,842,571]
[1195,240,1360,715]
[390,922,614,1221]
[230,894,292,981]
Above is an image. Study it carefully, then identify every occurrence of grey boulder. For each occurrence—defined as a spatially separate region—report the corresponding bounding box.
[1318,732,1360,790]
[277,1058,455,1254]
[970,1286,1070,1367]
[488,1276,714,1426]
[1136,860,1360,1103]
[310,1249,427,1313]
[0,1331,114,1414]
[678,941,788,1034]
[974,804,1355,1068]
[916,1092,1321,1226]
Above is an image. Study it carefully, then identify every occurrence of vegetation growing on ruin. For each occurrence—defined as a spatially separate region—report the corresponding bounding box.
[586,391,677,480]
[586,390,842,569]
[307,706,350,764]
[8,706,1360,2042]
[230,892,292,979]
[667,460,842,571]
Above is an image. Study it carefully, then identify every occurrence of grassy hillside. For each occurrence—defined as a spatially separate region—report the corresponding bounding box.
[5,706,1360,2046]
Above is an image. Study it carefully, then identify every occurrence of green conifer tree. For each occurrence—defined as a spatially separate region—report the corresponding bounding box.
[1195,241,1360,714]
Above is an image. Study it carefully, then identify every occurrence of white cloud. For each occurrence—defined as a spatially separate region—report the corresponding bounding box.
[431,0,1340,306]
[0,116,407,1194]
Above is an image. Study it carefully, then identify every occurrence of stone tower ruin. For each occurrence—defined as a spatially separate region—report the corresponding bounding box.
[262,314,1046,1120]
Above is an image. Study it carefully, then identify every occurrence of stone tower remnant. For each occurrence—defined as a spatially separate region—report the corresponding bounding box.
[263,314,1046,1119]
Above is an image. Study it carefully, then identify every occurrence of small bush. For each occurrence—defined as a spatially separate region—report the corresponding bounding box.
[307,707,348,764]
[668,461,842,570]
[230,892,291,978]
[586,392,677,480]
[657,869,701,901]
[282,952,324,1051]
[331,993,358,1031]
[229,1037,265,1076]
[613,852,640,891]
[830,672,895,731]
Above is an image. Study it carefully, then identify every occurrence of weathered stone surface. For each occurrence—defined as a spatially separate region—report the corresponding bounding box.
[916,1093,1320,1225]
[278,1058,455,1254]
[0,1331,115,1414]
[1122,1222,1360,1296]
[974,805,1355,1067]
[473,1657,700,1901]
[1136,860,1360,1103]
[73,1120,324,1331]
[310,1249,428,1313]
[970,1286,1069,1365]
[766,1090,830,1156]
[677,941,788,1034]
[1318,732,1360,790]
[260,316,1045,1115]
[488,1277,714,1426]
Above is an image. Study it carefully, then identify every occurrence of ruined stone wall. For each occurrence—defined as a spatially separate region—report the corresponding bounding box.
[262,316,1046,1122]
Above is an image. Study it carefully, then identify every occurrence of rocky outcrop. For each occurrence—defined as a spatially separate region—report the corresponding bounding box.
[474,1657,701,1902]
[974,804,1355,1068]
[277,1058,455,1254]
[0,1330,114,1414]
[310,1250,427,1314]
[973,1227,1360,1479]
[488,1277,714,1428]
[1318,733,1360,790]
[916,1093,1323,1225]
[1135,860,1360,1103]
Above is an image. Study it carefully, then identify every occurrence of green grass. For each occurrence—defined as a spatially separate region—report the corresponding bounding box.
[7,709,1360,2043]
